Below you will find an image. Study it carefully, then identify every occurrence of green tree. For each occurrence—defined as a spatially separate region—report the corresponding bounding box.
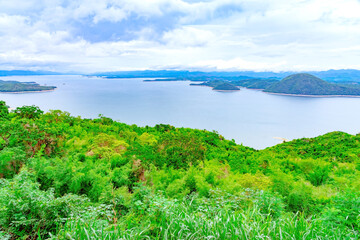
[0,101,9,120]
[14,105,44,119]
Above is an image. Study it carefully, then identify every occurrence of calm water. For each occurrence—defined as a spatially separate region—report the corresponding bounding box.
[1,75,360,149]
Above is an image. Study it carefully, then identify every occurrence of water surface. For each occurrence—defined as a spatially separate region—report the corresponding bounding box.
[1,75,360,149]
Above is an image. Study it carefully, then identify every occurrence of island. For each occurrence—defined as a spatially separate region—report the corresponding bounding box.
[231,78,278,89]
[263,73,360,96]
[190,80,240,91]
[212,82,240,91]
[143,72,360,96]
[0,80,56,93]
[143,74,281,92]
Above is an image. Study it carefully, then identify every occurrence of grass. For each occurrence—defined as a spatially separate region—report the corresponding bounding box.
[52,192,359,240]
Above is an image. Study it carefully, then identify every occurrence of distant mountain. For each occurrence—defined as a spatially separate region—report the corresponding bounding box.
[264,73,360,96]
[3,68,360,82]
[99,70,258,80]
[0,70,61,76]
[95,70,284,79]
[310,69,360,82]
[94,69,360,82]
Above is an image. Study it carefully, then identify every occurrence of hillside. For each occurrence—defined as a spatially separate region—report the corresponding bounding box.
[190,80,240,91]
[190,78,277,91]
[232,78,279,89]
[0,80,56,92]
[212,82,240,91]
[1,102,360,239]
[264,73,360,95]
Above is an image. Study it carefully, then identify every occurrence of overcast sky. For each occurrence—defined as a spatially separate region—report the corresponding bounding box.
[1,0,360,73]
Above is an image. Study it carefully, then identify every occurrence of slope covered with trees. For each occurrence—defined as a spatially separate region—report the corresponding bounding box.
[0,80,56,92]
[212,82,240,91]
[190,78,276,90]
[231,78,279,89]
[264,73,360,95]
[0,101,360,239]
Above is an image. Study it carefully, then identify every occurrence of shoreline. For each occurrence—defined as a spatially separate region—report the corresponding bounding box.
[265,91,360,98]
[189,84,209,87]
[212,89,240,92]
[0,89,55,94]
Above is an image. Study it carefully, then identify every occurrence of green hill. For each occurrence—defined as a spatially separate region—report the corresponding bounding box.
[0,80,56,92]
[190,80,240,91]
[212,82,240,91]
[1,102,360,239]
[232,78,279,89]
[264,73,360,95]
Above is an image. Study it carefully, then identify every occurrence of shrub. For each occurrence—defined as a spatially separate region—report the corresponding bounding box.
[322,192,360,231]
[287,182,313,213]
[0,147,26,179]
[0,101,9,120]
[306,165,331,186]
[0,170,90,239]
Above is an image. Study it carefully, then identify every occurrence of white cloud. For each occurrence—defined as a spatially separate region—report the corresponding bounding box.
[193,58,287,71]
[162,26,215,47]
[0,14,30,35]
[1,0,360,72]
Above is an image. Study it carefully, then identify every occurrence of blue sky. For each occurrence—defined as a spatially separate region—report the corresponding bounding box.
[1,0,360,73]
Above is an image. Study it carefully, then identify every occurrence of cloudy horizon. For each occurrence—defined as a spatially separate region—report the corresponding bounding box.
[1,0,360,73]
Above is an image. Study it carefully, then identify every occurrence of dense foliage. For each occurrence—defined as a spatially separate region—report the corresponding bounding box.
[0,80,56,92]
[1,103,360,239]
[188,78,278,90]
[212,82,240,91]
[264,73,360,95]
[190,79,276,90]
[231,78,279,89]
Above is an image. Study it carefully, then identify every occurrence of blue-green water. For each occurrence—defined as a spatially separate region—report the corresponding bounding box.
[1,75,360,149]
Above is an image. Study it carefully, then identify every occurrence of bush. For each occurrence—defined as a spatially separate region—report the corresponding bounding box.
[322,192,360,231]
[0,101,9,120]
[253,191,285,218]
[306,164,331,186]
[0,170,90,239]
[0,147,26,179]
[287,182,313,213]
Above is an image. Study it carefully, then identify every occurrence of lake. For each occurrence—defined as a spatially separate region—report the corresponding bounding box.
[1,75,360,149]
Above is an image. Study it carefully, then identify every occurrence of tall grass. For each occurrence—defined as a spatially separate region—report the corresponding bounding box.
[53,192,358,240]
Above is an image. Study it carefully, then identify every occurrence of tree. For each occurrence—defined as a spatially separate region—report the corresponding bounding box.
[14,105,44,119]
[0,101,9,119]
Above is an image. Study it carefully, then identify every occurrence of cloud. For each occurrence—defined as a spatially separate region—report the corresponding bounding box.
[162,26,215,47]
[1,0,360,72]
[193,58,287,71]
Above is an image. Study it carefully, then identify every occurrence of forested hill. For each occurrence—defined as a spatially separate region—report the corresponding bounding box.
[264,73,360,95]
[212,82,240,91]
[1,101,360,239]
[0,80,56,92]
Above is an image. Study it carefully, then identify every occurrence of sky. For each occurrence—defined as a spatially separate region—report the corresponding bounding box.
[1,0,360,73]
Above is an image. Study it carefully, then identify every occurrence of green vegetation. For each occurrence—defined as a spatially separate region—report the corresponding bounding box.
[264,73,360,95]
[0,80,56,92]
[157,77,277,91]
[232,78,279,89]
[212,82,240,91]
[190,80,240,91]
[1,103,360,239]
